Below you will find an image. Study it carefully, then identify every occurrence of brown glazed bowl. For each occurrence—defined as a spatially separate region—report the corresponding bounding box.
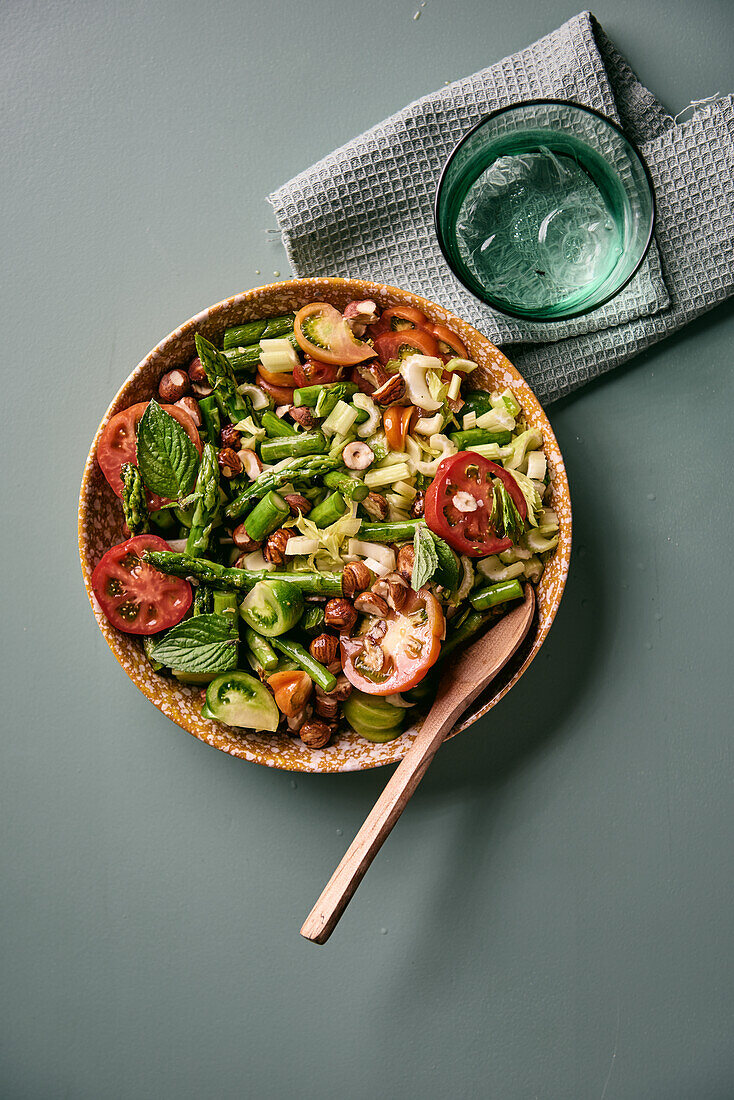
[79,278,571,772]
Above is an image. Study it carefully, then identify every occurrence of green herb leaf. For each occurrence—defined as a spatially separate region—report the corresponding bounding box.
[428,530,460,590]
[136,399,199,500]
[150,612,238,673]
[411,523,439,591]
[494,482,524,544]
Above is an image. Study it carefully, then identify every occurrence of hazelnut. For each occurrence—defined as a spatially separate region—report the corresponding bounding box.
[342,561,372,598]
[410,492,425,519]
[174,396,202,427]
[314,693,339,720]
[232,524,261,552]
[220,423,241,449]
[263,528,292,565]
[283,493,312,516]
[354,591,389,616]
[372,374,406,405]
[353,360,389,392]
[191,380,214,398]
[188,357,207,383]
[217,447,243,478]
[299,720,333,749]
[287,704,312,733]
[372,573,409,612]
[343,442,374,471]
[289,405,317,430]
[324,598,357,631]
[361,491,389,521]
[240,450,264,480]
[309,633,339,665]
[158,369,190,402]
[316,674,352,703]
[343,299,379,335]
[326,658,343,675]
[396,544,415,581]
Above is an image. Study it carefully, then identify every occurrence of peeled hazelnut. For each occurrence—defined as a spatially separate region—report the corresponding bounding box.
[217,447,242,478]
[263,528,292,565]
[410,492,425,519]
[283,493,312,516]
[324,598,357,631]
[240,450,264,480]
[353,360,389,392]
[316,674,352,704]
[309,633,339,665]
[396,544,415,581]
[287,704,313,733]
[174,396,202,427]
[299,720,333,749]
[220,424,241,449]
[343,442,374,471]
[354,591,389,616]
[361,492,389,521]
[158,369,190,402]
[342,561,372,598]
[232,524,261,552]
[188,357,207,383]
[192,381,214,398]
[372,573,409,612]
[343,299,379,335]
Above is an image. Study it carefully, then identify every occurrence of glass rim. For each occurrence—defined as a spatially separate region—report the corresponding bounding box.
[433,97,657,323]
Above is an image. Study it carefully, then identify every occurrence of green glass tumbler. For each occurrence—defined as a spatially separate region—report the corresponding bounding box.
[435,99,656,322]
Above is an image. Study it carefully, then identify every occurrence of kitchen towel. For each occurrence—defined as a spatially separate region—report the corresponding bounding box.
[269,11,734,403]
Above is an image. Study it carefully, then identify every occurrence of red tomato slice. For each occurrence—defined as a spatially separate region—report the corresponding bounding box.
[97,401,202,511]
[255,371,296,405]
[91,535,192,635]
[294,303,374,366]
[373,328,439,365]
[424,452,515,557]
[341,588,444,695]
[428,323,469,361]
[293,357,341,388]
[370,305,430,337]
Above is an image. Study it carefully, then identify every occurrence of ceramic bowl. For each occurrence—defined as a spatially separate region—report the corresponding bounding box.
[79,278,571,772]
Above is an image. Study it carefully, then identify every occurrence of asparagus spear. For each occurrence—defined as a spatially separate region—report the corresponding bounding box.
[308,491,347,528]
[469,579,523,611]
[222,333,300,373]
[192,585,214,616]
[357,520,420,543]
[194,333,250,425]
[259,430,327,464]
[198,395,221,446]
[261,410,297,438]
[142,552,343,595]
[243,491,290,542]
[271,638,337,693]
[223,314,295,349]
[224,455,338,520]
[323,469,369,502]
[185,443,220,557]
[120,463,149,535]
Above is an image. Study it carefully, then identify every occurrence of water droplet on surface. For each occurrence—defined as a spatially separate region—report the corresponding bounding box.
[647,493,656,501]
[413,9,421,19]
[621,581,629,589]
[273,270,281,277]
[336,828,343,836]
[644,641,652,650]
[380,927,388,935]
[581,598,588,608]
[655,612,663,622]
[290,779,297,789]
[636,561,645,571]
[255,269,260,275]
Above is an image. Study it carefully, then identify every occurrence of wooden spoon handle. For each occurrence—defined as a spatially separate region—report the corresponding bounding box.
[299,696,459,945]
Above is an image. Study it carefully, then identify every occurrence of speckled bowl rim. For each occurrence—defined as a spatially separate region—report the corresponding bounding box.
[78,278,571,773]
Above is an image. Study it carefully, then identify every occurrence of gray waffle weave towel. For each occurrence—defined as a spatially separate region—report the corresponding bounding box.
[269,11,733,404]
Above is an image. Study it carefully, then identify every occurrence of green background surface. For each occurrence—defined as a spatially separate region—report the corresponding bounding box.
[2,2,733,1097]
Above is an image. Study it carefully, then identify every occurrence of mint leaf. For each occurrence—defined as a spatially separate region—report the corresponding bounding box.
[411,523,439,591]
[136,399,199,500]
[150,612,238,673]
[428,530,460,590]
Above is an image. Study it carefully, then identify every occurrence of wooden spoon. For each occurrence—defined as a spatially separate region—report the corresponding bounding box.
[300,584,536,944]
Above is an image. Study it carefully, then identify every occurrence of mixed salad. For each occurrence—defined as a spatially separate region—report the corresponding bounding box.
[91,299,559,748]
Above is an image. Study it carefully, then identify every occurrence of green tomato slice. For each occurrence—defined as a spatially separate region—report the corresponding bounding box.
[239,579,304,638]
[343,691,405,734]
[202,671,279,732]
